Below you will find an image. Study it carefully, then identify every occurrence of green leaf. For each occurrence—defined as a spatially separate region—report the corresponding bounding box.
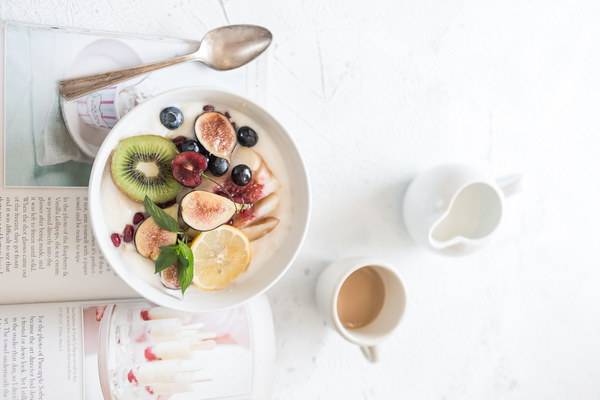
[144,195,179,233]
[176,240,194,295]
[154,244,179,273]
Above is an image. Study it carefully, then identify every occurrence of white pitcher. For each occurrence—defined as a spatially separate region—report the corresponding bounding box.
[402,164,522,255]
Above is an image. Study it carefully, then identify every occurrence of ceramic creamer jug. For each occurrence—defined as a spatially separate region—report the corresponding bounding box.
[402,164,521,255]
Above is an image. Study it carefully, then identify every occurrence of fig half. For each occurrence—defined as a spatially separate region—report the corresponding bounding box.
[134,205,178,260]
[194,112,236,160]
[180,190,237,232]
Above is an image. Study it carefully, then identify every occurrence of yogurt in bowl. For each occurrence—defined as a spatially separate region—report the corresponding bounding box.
[89,87,310,312]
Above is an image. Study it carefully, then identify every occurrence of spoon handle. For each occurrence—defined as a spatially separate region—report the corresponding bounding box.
[59,54,196,101]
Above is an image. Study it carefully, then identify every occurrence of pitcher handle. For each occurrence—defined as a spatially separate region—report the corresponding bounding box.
[360,345,379,363]
[495,174,523,197]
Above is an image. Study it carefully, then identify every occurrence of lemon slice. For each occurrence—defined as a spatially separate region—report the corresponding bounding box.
[189,225,252,291]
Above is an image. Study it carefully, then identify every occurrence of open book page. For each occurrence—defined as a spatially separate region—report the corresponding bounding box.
[0,296,274,400]
[0,22,266,305]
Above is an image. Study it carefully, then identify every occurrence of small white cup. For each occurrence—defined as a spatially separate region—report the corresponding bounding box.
[315,257,406,363]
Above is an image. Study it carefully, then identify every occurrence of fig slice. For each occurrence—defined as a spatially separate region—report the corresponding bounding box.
[180,190,237,232]
[160,264,180,289]
[194,112,236,160]
[134,205,178,260]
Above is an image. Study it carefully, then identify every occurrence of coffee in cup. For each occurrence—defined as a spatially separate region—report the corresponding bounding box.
[316,257,406,362]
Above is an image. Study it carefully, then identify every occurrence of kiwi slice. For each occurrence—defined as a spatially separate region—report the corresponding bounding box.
[110,135,181,203]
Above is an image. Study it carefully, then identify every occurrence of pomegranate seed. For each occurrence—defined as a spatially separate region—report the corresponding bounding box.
[156,199,176,209]
[224,111,231,119]
[203,104,215,112]
[140,310,150,320]
[226,219,234,225]
[133,212,145,225]
[171,136,187,147]
[111,233,122,247]
[240,203,255,216]
[123,225,134,242]
[232,122,237,131]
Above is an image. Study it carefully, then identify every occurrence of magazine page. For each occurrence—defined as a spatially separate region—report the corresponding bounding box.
[0,297,264,400]
[0,22,266,305]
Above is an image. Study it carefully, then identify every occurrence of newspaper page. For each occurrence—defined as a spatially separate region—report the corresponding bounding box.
[0,22,266,304]
[0,298,259,400]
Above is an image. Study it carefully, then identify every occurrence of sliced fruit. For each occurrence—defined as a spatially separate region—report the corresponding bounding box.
[233,192,280,228]
[110,135,181,203]
[180,190,237,232]
[134,205,178,260]
[194,112,236,160]
[171,151,208,188]
[241,217,280,241]
[189,225,252,290]
[160,264,180,289]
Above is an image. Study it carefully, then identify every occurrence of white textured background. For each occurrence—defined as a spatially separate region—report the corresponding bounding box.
[4,1,600,399]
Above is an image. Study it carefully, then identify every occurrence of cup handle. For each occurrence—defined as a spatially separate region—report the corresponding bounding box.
[495,174,523,197]
[360,345,379,363]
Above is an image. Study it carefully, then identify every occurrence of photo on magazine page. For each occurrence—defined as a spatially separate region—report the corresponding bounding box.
[2,23,254,188]
[1,300,253,400]
[88,301,254,400]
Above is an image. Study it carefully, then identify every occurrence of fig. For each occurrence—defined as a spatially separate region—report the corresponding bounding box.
[194,112,236,160]
[180,190,237,232]
[160,264,180,289]
[134,205,178,260]
[171,151,207,188]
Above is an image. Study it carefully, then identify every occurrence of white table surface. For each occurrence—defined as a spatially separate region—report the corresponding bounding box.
[4,1,600,399]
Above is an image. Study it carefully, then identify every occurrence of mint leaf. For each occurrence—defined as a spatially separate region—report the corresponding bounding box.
[154,244,179,273]
[144,195,179,233]
[176,240,194,295]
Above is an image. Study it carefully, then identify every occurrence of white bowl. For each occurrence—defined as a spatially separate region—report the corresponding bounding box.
[89,87,310,312]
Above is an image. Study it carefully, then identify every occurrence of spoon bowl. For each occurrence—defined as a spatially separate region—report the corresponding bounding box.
[59,25,272,101]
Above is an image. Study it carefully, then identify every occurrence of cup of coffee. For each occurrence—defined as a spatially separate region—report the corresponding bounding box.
[315,257,406,362]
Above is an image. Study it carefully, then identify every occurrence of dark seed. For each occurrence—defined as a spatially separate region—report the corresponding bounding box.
[224,111,231,119]
[171,136,187,148]
[123,225,134,242]
[111,233,122,247]
[133,212,145,225]
[203,104,215,112]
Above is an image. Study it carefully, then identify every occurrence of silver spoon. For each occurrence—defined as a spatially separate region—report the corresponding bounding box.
[59,24,272,101]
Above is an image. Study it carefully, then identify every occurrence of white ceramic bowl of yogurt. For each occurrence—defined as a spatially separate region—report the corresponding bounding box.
[89,87,310,312]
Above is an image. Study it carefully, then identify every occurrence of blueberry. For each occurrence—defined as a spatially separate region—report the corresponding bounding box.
[160,107,184,129]
[231,164,252,186]
[237,126,258,147]
[208,156,230,177]
[180,140,200,153]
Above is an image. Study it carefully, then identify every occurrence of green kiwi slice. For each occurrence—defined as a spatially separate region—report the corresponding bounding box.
[110,135,181,203]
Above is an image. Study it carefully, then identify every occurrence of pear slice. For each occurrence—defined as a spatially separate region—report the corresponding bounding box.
[241,217,280,241]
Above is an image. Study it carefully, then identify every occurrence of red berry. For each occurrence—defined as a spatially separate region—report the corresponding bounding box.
[203,104,215,112]
[171,136,187,148]
[140,310,150,320]
[111,233,122,247]
[123,225,134,242]
[133,212,145,225]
